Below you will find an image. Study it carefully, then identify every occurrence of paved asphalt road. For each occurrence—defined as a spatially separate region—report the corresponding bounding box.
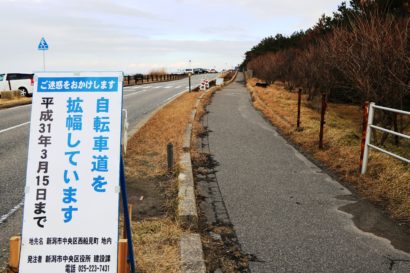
[0,73,214,267]
[207,73,410,272]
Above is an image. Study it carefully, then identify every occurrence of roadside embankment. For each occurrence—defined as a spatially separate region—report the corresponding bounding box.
[0,91,31,109]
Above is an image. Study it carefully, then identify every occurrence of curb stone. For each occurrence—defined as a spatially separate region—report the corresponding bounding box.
[180,233,207,273]
[178,86,218,273]
[178,86,217,229]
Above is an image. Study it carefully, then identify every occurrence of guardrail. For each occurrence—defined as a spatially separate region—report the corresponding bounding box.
[361,102,410,174]
[123,74,187,86]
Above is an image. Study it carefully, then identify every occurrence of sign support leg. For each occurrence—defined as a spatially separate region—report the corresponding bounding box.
[43,51,46,71]
[120,156,136,273]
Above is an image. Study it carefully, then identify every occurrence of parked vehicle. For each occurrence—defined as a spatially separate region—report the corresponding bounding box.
[0,73,34,97]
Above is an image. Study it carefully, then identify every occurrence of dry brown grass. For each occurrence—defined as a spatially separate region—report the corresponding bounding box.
[132,219,184,273]
[125,92,202,178]
[0,96,31,108]
[247,78,410,222]
[123,91,202,273]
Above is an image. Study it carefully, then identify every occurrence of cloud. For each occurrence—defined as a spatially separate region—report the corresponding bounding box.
[0,0,343,74]
[203,0,340,18]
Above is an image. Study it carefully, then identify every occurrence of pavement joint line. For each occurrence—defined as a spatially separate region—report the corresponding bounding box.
[0,121,30,134]
[0,198,24,225]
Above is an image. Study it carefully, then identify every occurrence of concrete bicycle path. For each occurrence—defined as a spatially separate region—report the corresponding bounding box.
[206,73,410,273]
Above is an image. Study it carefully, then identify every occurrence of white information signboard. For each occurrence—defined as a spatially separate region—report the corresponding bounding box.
[19,72,123,273]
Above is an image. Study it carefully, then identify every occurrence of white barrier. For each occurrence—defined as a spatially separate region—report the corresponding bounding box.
[361,102,410,174]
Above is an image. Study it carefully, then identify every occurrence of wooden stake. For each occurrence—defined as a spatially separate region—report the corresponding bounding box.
[8,236,21,271]
[123,204,133,239]
[297,88,302,129]
[319,93,327,149]
[118,239,130,273]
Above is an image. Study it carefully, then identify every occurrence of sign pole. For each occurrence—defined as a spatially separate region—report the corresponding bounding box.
[120,156,136,273]
[189,73,191,92]
[43,50,46,71]
[38,37,49,71]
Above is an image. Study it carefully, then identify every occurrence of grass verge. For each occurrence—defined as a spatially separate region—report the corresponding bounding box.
[0,97,31,109]
[247,78,410,222]
[124,91,202,273]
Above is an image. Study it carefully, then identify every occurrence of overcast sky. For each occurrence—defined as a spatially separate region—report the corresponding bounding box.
[1,0,342,74]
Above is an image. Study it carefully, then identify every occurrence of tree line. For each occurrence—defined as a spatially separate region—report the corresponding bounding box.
[245,0,409,106]
[244,0,409,143]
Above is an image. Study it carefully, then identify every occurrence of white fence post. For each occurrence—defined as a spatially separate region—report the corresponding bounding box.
[361,102,375,175]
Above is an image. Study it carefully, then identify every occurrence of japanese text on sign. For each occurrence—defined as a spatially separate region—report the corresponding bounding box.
[19,72,123,273]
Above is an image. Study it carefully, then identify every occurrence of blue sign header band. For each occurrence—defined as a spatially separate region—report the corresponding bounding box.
[37,77,119,92]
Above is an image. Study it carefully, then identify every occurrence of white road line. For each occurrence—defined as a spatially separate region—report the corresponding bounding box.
[0,198,24,225]
[124,89,149,97]
[124,88,143,93]
[164,86,173,89]
[174,85,182,89]
[153,86,162,89]
[0,103,31,112]
[144,86,153,89]
[0,121,30,134]
[124,87,142,91]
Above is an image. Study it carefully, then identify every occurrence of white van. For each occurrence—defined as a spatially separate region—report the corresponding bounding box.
[0,73,34,97]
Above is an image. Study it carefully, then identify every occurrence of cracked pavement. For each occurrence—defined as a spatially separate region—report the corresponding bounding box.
[204,73,410,273]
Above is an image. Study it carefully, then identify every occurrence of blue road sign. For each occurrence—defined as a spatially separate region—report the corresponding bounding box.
[38,37,49,51]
